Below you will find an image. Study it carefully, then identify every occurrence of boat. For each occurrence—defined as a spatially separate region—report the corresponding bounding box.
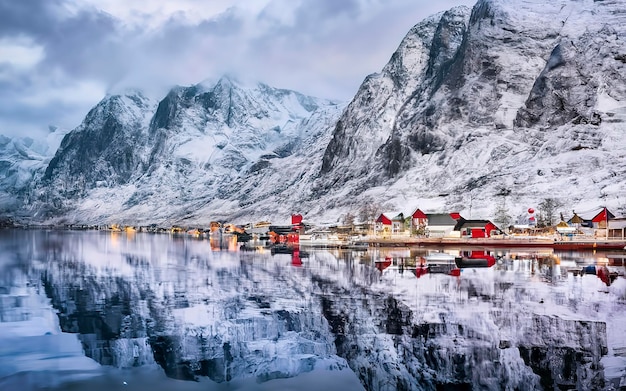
[427,263,458,275]
[347,241,369,251]
[298,232,346,248]
[424,252,458,263]
[454,251,497,268]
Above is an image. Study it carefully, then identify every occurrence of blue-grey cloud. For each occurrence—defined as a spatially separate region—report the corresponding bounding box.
[0,0,475,139]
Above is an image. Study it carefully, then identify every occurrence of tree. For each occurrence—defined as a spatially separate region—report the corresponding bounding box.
[537,198,564,227]
[342,212,355,227]
[358,200,382,224]
[493,201,512,232]
[492,186,512,232]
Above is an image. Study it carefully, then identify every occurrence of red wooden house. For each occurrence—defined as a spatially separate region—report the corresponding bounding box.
[375,213,393,236]
[410,208,427,233]
[454,219,499,238]
[591,207,614,229]
[376,212,406,235]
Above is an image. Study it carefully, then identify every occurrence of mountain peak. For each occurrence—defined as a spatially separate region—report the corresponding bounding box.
[196,74,249,91]
[316,0,626,221]
[5,1,626,225]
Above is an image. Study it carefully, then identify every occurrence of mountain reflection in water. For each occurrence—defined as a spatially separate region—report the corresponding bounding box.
[0,229,625,391]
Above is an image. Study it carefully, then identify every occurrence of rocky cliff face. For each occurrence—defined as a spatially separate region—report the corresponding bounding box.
[314,0,626,220]
[2,0,625,224]
[22,77,342,224]
[0,127,69,215]
[317,264,611,391]
[40,92,155,206]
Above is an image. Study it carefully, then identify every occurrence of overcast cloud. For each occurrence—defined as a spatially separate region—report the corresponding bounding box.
[0,0,475,138]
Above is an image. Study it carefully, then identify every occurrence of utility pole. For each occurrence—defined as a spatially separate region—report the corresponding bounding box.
[606,206,609,240]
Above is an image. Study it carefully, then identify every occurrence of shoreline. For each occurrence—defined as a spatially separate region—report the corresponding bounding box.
[5,226,626,251]
[362,237,626,250]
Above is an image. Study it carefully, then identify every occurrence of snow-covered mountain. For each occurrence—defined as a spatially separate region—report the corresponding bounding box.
[2,0,626,225]
[0,127,70,215]
[315,0,626,221]
[23,77,342,225]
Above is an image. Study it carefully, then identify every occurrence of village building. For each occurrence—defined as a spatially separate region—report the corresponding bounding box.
[453,219,499,238]
[409,208,428,234]
[608,217,626,239]
[569,207,616,238]
[391,213,406,234]
[592,207,614,229]
[425,213,460,238]
[377,210,467,238]
[375,212,407,237]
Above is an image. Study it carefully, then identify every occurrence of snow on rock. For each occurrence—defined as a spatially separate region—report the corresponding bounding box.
[19,76,342,225]
[2,0,626,225]
[314,0,626,222]
[0,126,70,214]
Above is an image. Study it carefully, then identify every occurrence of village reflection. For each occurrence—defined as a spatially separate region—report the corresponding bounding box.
[363,246,625,287]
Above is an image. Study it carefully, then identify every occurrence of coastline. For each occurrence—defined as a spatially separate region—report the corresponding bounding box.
[363,237,626,250]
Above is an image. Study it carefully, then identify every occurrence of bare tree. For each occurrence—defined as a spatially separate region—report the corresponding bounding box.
[342,212,355,227]
[493,204,512,232]
[358,200,382,224]
[537,198,564,227]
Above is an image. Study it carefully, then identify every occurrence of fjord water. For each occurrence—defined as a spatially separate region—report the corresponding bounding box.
[1,230,625,390]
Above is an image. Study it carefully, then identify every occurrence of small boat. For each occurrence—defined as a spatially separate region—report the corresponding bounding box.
[427,263,457,275]
[298,232,346,248]
[455,255,496,268]
[347,241,369,251]
[425,252,458,263]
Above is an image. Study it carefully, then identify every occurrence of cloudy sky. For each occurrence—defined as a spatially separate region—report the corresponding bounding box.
[0,0,475,139]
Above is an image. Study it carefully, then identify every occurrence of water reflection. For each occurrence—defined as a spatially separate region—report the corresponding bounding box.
[0,230,625,391]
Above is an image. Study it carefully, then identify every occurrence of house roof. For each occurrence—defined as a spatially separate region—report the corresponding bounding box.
[391,213,405,222]
[377,211,405,224]
[411,208,427,219]
[427,213,458,226]
[569,213,584,224]
[592,208,615,223]
[453,219,492,231]
[376,213,393,225]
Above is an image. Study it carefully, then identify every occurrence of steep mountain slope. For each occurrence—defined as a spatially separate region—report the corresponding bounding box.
[28,91,156,220]
[5,0,626,225]
[0,127,69,215]
[26,76,343,225]
[315,0,626,221]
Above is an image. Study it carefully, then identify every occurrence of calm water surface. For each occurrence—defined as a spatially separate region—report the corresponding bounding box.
[0,229,625,391]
